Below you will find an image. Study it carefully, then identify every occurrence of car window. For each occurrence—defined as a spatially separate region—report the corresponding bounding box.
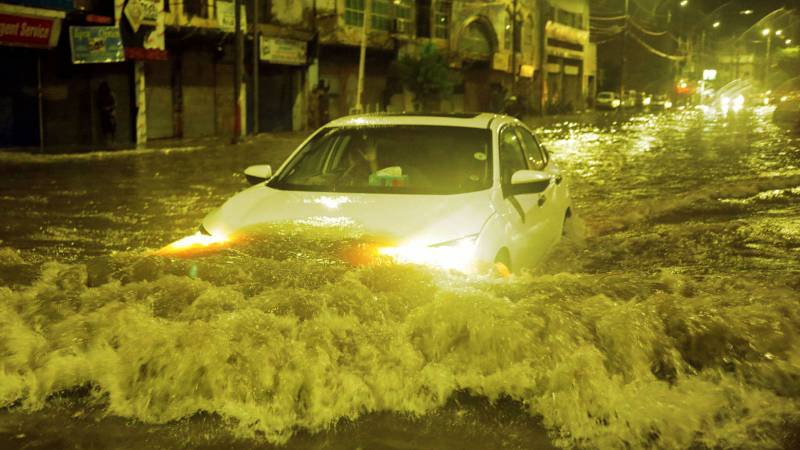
[498,126,529,186]
[270,126,493,195]
[515,127,546,170]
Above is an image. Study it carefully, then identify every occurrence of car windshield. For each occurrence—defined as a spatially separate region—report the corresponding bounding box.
[598,92,615,99]
[269,125,493,195]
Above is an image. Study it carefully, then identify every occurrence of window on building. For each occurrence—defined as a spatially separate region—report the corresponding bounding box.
[556,9,584,29]
[164,0,170,13]
[184,0,210,18]
[346,0,412,33]
[523,14,533,50]
[417,0,431,37]
[394,0,413,34]
[434,0,451,39]
[345,0,365,26]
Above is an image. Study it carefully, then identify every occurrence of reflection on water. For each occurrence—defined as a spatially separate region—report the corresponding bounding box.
[1,110,799,449]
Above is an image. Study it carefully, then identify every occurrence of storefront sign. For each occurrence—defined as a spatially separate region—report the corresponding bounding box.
[260,37,306,65]
[217,1,246,32]
[0,13,60,48]
[492,52,510,72]
[2,0,72,11]
[69,26,125,64]
[519,64,535,78]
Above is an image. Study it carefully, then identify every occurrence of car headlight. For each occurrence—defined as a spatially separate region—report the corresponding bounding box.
[378,234,479,271]
[157,226,230,255]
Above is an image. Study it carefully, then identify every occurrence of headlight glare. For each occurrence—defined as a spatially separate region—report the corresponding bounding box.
[378,234,479,271]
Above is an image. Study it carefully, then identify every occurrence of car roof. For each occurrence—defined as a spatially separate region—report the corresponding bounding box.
[325,112,510,129]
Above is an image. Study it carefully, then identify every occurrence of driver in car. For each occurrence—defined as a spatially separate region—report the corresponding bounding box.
[339,135,380,185]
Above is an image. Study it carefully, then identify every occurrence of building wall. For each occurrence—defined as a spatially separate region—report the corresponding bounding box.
[181,48,216,138]
[145,60,174,139]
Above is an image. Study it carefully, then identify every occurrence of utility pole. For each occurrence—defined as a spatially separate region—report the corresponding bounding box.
[765,31,772,85]
[355,0,371,113]
[538,0,547,115]
[233,0,243,143]
[253,0,260,134]
[511,0,517,93]
[620,0,628,98]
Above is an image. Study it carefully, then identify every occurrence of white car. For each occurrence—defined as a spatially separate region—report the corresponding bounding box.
[164,113,573,273]
[596,91,621,110]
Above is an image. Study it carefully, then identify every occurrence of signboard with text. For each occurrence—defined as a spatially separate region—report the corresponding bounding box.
[0,13,60,48]
[260,37,306,65]
[69,26,124,64]
[217,1,246,32]
[1,0,72,11]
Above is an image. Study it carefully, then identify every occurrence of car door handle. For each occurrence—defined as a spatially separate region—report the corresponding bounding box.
[538,196,546,207]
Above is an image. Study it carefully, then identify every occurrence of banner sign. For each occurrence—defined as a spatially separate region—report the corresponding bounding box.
[260,37,306,65]
[0,13,60,48]
[1,0,72,11]
[69,26,125,64]
[217,1,246,32]
[123,0,158,32]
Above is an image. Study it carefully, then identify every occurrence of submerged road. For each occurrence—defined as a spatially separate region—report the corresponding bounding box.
[1,107,799,449]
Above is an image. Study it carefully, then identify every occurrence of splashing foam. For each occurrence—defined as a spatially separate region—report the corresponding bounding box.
[1,225,799,448]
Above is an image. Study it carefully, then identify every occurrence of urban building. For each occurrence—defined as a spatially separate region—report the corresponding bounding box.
[0,0,596,151]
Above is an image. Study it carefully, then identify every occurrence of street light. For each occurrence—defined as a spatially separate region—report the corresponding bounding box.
[680,0,688,7]
[762,28,771,36]
[775,29,783,36]
[712,21,720,28]
[786,39,793,45]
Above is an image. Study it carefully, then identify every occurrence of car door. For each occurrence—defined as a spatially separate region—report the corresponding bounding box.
[515,126,563,247]
[497,125,551,268]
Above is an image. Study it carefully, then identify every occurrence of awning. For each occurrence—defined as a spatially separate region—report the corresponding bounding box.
[0,3,65,49]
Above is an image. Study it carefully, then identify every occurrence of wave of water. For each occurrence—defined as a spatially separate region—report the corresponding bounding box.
[1,223,799,449]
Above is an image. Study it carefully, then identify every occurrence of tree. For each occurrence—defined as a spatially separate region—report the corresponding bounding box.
[395,43,454,111]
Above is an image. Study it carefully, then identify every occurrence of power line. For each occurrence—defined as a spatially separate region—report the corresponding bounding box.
[629,31,686,61]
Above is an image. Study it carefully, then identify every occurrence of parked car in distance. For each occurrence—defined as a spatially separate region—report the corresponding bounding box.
[596,91,621,110]
[773,92,800,129]
[161,113,574,274]
[650,94,673,111]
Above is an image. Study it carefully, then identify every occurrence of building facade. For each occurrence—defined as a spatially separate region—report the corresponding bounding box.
[1,0,595,150]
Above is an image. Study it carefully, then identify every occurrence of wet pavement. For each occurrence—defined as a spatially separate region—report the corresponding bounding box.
[1,107,799,449]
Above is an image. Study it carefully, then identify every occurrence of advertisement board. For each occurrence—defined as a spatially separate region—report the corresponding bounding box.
[0,12,60,48]
[69,26,125,64]
[260,37,306,65]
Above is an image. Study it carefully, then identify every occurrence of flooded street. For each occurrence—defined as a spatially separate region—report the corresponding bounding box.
[1,108,799,449]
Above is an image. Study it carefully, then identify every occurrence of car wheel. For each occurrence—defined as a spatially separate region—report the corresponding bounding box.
[561,208,586,245]
[494,248,512,277]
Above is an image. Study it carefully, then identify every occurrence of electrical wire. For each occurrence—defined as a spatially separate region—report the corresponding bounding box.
[628,31,685,61]
[590,14,628,21]
[627,17,681,44]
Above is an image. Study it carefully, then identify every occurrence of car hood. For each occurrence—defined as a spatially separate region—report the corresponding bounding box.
[202,185,495,245]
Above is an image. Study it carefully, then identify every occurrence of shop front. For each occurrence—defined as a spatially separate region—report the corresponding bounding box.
[0,2,65,148]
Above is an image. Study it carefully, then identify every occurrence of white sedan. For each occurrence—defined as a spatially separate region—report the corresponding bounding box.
[163,113,573,273]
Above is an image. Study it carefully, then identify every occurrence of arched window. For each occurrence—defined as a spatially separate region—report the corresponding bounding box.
[459,18,496,60]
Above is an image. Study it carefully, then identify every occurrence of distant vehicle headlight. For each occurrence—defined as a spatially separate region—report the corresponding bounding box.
[643,97,652,106]
[733,95,745,112]
[612,99,621,107]
[664,100,672,109]
[378,234,479,272]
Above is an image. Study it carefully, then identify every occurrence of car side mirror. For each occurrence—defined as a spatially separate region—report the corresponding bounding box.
[505,170,551,197]
[244,164,272,185]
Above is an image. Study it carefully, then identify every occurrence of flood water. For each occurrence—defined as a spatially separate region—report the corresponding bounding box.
[1,108,799,449]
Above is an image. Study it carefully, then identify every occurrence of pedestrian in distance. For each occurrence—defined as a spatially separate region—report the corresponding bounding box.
[97,81,117,145]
